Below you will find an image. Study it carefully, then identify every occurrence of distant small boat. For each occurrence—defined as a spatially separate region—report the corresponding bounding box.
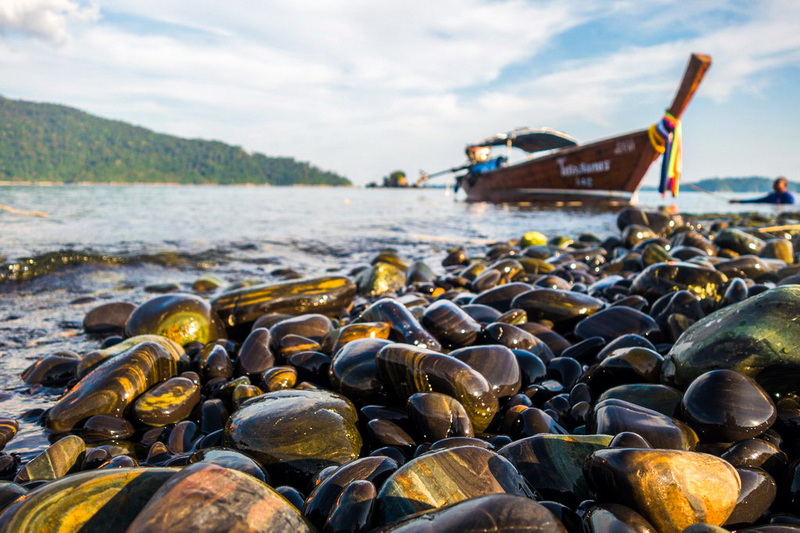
[422,53,712,206]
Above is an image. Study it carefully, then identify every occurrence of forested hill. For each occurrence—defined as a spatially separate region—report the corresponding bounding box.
[643,176,797,193]
[0,96,351,186]
[689,176,798,192]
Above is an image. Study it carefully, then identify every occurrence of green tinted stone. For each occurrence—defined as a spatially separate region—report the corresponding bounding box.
[125,294,225,346]
[14,435,86,484]
[664,286,800,396]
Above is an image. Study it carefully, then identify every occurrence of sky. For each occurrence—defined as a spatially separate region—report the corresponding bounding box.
[0,0,799,186]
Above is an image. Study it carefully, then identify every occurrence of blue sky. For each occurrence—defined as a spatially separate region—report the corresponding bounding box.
[0,0,798,186]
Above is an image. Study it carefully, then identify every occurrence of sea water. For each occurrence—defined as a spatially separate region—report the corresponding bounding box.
[0,185,787,261]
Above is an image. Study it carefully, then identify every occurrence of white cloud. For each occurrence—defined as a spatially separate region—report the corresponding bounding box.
[0,0,98,43]
[460,1,800,132]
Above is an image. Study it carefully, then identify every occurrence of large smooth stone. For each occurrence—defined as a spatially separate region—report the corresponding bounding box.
[322,322,392,355]
[720,438,788,479]
[0,467,175,533]
[324,479,375,533]
[584,448,741,533]
[514,349,548,386]
[376,446,533,524]
[717,256,773,281]
[641,241,671,266]
[132,376,201,427]
[592,399,698,450]
[125,294,225,346]
[358,298,441,351]
[725,467,776,527]
[20,352,80,387]
[664,286,800,396]
[483,323,537,350]
[277,334,321,359]
[407,260,436,284]
[279,334,321,359]
[376,343,498,432]
[367,418,415,449]
[714,228,766,255]
[0,482,26,514]
[582,347,664,395]
[471,283,534,313]
[672,231,716,256]
[448,345,521,399]
[574,306,660,342]
[442,247,468,267]
[46,341,180,432]
[650,290,705,331]
[198,344,233,380]
[261,366,298,392]
[511,289,604,329]
[235,327,275,376]
[498,434,613,507]
[0,420,18,451]
[329,338,392,403]
[384,494,567,532]
[513,407,567,438]
[77,335,185,378]
[303,455,398,529]
[407,392,474,442]
[597,384,683,418]
[127,463,312,532]
[355,262,406,296]
[520,231,548,247]
[421,300,481,349]
[682,369,776,442]
[225,389,361,484]
[472,269,502,292]
[763,238,794,263]
[629,262,728,306]
[211,276,356,327]
[83,302,136,334]
[82,414,136,442]
[270,313,333,346]
[518,322,571,356]
[462,303,502,325]
[14,435,85,484]
[617,208,680,235]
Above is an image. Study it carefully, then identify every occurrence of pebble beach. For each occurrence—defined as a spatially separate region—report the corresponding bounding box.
[2,187,800,532]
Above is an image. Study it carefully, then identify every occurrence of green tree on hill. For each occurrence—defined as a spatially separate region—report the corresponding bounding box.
[0,96,351,186]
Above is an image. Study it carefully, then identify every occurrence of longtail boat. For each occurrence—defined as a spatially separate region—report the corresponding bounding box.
[424,53,712,206]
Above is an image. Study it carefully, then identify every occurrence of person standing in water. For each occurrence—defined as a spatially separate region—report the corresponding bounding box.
[730,177,795,204]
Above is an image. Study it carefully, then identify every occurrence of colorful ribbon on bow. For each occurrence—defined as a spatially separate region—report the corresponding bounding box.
[647,112,682,197]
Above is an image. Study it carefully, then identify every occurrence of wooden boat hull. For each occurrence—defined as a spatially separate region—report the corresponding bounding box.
[459,53,711,206]
[462,129,658,206]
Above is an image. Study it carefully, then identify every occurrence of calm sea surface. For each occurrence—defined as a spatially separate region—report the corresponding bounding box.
[0,185,790,261]
[0,185,794,459]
